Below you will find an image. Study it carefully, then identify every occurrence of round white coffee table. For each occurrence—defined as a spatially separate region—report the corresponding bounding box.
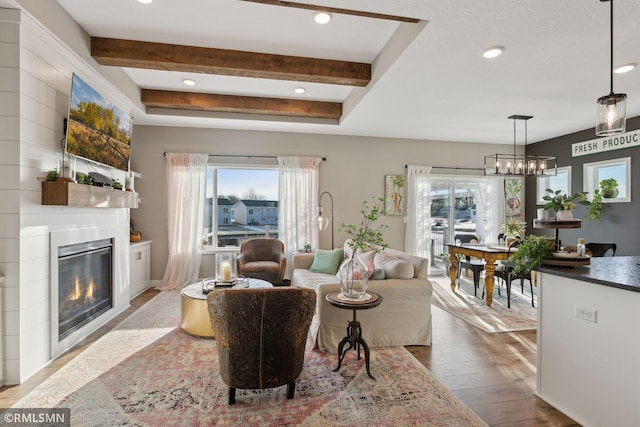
[180,278,272,337]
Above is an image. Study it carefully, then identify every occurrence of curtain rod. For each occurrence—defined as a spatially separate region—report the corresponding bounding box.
[404,165,484,171]
[164,152,326,161]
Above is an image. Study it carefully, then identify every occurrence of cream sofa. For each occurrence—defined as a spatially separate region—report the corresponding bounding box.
[291,244,432,353]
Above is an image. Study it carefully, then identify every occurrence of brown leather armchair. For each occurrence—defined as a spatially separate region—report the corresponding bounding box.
[207,287,316,405]
[236,238,286,284]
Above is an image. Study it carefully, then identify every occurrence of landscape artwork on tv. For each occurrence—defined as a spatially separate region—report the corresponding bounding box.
[66,73,132,171]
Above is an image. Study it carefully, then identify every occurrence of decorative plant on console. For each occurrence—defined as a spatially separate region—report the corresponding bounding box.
[337,197,388,299]
[508,235,554,275]
[542,188,590,221]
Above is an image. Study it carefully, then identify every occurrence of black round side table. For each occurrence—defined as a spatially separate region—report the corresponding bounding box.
[326,291,383,380]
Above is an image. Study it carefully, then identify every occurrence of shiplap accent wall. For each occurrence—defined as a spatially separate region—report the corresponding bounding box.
[0,8,133,385]
[0,8,22,388]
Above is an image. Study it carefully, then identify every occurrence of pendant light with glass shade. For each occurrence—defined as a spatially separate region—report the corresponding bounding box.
[314,191,334,249]
[596,0,627,136]
[484,115,557,177]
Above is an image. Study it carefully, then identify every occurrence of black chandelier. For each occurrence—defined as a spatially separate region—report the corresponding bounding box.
[484,115,557,177]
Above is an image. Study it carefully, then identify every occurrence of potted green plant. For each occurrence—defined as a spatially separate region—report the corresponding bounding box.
[599,178,619,199]
[500,218,526,244]
[508,235,554,275]
[588,189,603,221]
[338,197,388,298]
[542,188,590,220]
[45,170,59,181]
[112,179,123,190]
[75,172,89,185]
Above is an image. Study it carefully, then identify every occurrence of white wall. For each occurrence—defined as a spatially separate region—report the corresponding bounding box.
[130,125,510,281]
[0,8,134,384]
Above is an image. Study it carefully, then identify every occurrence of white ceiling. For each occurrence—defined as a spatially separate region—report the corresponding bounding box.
[39,1,640,144]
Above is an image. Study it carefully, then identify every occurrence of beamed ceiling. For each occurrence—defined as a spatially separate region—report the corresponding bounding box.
[24,1,640,144]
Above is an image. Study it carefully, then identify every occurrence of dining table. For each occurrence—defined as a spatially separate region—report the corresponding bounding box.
[444,243,512,307]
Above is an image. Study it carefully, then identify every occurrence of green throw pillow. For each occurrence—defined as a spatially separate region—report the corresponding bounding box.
[309,249,344,275]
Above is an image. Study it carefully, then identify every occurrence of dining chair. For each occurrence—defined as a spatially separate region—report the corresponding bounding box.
[492,240,535,308]
[585,242,617,257]
[454,234,485,297]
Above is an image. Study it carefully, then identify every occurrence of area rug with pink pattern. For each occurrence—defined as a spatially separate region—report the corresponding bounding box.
[15,289,487,426]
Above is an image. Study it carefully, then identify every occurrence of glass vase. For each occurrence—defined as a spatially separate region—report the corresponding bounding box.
[339,253,369,299]
[215,253,237,284]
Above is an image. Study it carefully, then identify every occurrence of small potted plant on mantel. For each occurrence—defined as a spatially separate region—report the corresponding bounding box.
[542,189,590,221]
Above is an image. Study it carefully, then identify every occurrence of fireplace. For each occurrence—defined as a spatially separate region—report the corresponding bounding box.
[50,227,126,359]
[58,238,113,340]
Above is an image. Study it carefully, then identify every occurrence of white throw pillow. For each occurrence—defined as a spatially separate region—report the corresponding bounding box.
[374,251,414,279]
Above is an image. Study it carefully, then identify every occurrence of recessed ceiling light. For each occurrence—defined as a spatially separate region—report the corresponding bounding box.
[483,46,504,59]
[294,87,306,94]
[182,78,196,86]
[137,0,152,4]
[314,12,332,24]
[614,63,637,74]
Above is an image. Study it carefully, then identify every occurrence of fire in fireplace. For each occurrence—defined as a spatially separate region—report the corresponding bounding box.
[58,238,113,339]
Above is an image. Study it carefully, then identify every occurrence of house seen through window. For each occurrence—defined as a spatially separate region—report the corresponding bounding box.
[204,167,279,249]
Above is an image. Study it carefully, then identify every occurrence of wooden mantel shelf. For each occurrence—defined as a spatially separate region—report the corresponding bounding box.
[42,181,139,208]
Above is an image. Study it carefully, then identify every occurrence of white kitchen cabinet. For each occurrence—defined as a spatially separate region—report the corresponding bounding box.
[129,240,151,299]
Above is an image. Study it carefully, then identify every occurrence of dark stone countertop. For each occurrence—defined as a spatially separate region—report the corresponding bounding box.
[535,256,640,293]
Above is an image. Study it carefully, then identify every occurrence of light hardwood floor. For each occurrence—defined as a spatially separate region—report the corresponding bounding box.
[1,287,579,426]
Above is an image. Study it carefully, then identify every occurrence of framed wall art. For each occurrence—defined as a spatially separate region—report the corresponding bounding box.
[504,178,523,218]
[385,175,405,215]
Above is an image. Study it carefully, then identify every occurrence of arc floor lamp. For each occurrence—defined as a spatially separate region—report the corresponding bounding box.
[315,191,334,249]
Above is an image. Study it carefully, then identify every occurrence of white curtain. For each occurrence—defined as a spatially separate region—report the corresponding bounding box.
[156,153,209,291]
[485,176,506,242]
[405,165,432,272]
[278,156,322,279]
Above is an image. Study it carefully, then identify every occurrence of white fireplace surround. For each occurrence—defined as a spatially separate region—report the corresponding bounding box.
[50,227,129,357]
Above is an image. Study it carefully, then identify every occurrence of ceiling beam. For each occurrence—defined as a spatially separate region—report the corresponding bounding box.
[141,89,342,119]
[239,1,420,23]
[92,38,370,86]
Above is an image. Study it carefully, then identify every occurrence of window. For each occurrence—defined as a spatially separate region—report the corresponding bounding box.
[537,166,571,205]
[204,166,279,249]
[583,157,630,203]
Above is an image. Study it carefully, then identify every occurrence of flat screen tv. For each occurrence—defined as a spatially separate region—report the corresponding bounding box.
[66,73,132,171]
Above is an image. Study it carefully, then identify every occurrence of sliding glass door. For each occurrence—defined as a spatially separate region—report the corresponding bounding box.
[430,177,494,273]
